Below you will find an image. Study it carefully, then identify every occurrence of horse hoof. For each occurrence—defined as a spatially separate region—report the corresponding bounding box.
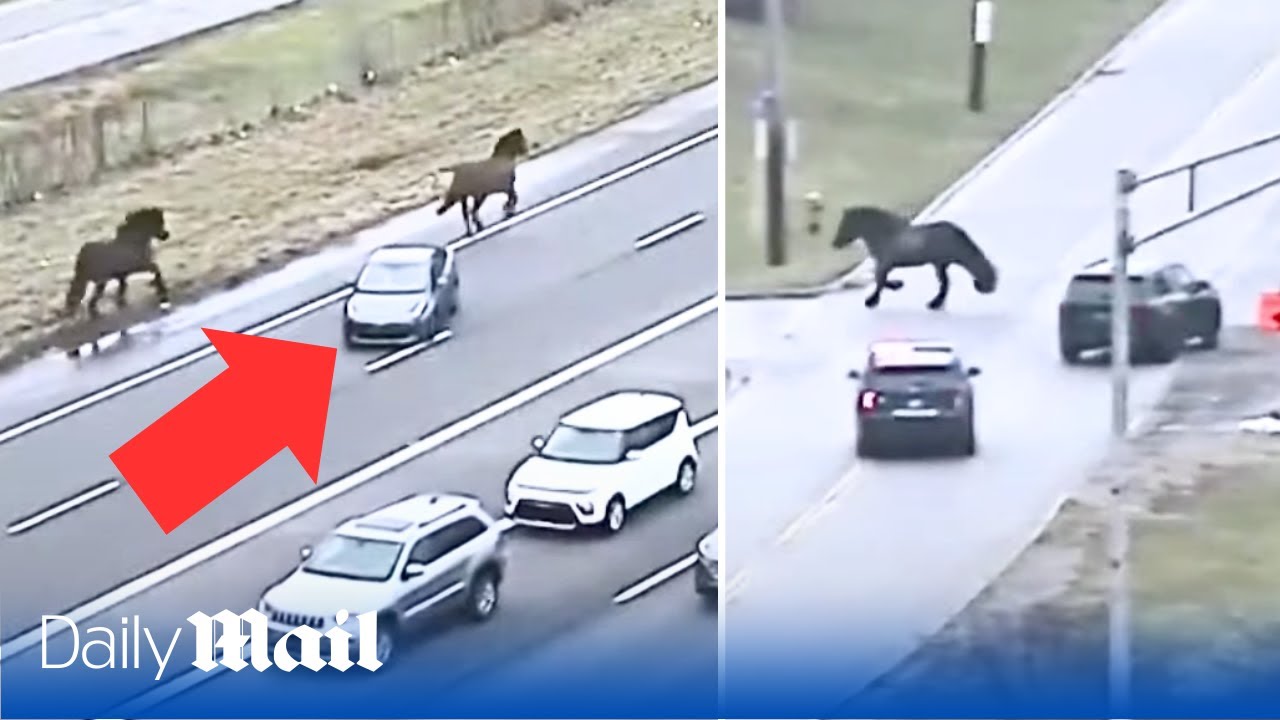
[885,280,905,291]
[864,295,881,309]
[927,298,945,311]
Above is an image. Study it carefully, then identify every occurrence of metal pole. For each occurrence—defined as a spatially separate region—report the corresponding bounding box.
[1108,167,1137,718]
[762,0,787,266]
[968,0,993,112]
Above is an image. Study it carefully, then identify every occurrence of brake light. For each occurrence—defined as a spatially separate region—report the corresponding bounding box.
[858,390,879,413]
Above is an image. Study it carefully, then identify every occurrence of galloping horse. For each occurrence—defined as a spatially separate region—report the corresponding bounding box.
[435,128,530,235]
[831,206,998,310]
[63,207,171,319]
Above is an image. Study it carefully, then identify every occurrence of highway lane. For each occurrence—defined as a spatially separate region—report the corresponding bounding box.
[0,137,716,638]
[0,83,717,432]
[0,0,300,92]
[1,314,718,718]
[723,0,1280,714]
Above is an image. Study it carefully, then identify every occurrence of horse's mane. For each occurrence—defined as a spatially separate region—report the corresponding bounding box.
[491,128,526,158]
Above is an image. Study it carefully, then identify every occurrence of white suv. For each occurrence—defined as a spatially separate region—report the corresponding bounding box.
[258,493,511,665]
[505,390,700,534]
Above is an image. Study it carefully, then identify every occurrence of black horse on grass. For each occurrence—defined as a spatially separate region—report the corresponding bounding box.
[435,128,530,236]
[832,206,998,310]
[63,206,171,319]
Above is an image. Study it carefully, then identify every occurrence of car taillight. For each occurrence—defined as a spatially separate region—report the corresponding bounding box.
[858,390,879,413]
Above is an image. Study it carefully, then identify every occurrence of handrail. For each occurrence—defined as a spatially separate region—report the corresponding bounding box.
[1136,128,1280,214]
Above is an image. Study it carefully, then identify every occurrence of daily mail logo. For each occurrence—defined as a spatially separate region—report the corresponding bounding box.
[40,609,383,680]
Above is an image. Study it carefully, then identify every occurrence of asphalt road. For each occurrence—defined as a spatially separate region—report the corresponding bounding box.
[0,135,716,638]
[723,0,1280,714]
[0,0,300,92]
[3,317,719,717]
[0,82,718,716]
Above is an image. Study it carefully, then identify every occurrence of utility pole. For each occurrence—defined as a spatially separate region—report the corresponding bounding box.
[761,0,787,266]
[1108,167,1138,718]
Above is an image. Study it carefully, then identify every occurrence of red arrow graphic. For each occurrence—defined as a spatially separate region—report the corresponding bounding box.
[109,328,337,534]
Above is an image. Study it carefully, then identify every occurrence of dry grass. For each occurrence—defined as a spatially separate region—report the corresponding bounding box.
[0,0,717,366]
[723,0,1167,292]
[860,329,1280,709]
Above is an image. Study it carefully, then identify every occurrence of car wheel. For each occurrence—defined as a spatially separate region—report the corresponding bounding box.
[1200,319,1220,350]
[604,496,626,534]
[1059,340,1080,365]
[855,432,876,459]
[374,620,397,665]
[960,420,976,457]
[465,570,499,622]
[672,459,696,495]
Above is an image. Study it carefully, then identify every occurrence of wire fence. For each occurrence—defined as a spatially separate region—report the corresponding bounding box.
[0,0,613,210]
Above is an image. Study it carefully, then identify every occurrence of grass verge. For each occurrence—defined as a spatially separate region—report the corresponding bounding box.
[860,328,1280,708]
[724,0,1167,293]
[0,0,716,367]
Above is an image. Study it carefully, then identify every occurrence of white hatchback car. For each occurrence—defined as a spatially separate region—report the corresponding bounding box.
[505,390,700,534]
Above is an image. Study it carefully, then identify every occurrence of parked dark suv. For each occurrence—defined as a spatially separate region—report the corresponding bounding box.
[1058,261,1221,365]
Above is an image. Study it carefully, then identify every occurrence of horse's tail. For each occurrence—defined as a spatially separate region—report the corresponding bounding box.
[944,222,998,291]
[63,248,90,312]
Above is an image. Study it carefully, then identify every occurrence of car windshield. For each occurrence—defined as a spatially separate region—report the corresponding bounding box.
[301,534,404,582]
[874,364,955,376]
[539,424,625,464]
[1069,274,1147,301]
[356,259,431,294]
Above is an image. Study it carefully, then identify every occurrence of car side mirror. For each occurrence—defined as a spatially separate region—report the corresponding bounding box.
[967,367,982,377]
[846,369,861,379]
[1187,280,1210,293]
[403,562,426,580]
[299,545,312,561]
[530,435,545,451]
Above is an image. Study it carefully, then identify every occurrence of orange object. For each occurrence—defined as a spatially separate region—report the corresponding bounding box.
[1258,291,1280,331]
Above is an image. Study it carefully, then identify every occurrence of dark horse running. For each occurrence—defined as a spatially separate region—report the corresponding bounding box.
[832,206,998,310]
[435,128,530,236]
[63,206,171,319]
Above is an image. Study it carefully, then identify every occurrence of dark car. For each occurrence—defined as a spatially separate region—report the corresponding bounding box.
[847,341,980,458]
[694,527,718,604]
[343,243,460,347]
[1057,261,1220,365]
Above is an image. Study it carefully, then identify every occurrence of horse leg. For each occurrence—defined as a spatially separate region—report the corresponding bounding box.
[865,266,893,308]
[927,263,950,310]
[115,275,129,306]
[471,194,490,232]
[87,281,106,319]
[147,262,170,306]
[502,187,518,218]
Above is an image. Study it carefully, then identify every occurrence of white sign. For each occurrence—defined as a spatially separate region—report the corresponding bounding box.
[973,0,994,44]
[39,609,383,681]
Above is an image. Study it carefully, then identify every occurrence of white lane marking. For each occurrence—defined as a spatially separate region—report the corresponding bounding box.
[3,296,718,655]
[0,127,719,448]
[362,329,453,373]
[450,128,718,252]
[5,479,120,536]
[690,413,718,438]
[115,372,720,718]
[634,212,706,251]
[610,414,718,606]
[613,554,698,605]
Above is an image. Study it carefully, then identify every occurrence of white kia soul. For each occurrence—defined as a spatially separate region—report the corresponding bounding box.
[505,390,700,534]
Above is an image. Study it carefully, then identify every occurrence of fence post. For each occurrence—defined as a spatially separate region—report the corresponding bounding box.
[1186,161,1197,212]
